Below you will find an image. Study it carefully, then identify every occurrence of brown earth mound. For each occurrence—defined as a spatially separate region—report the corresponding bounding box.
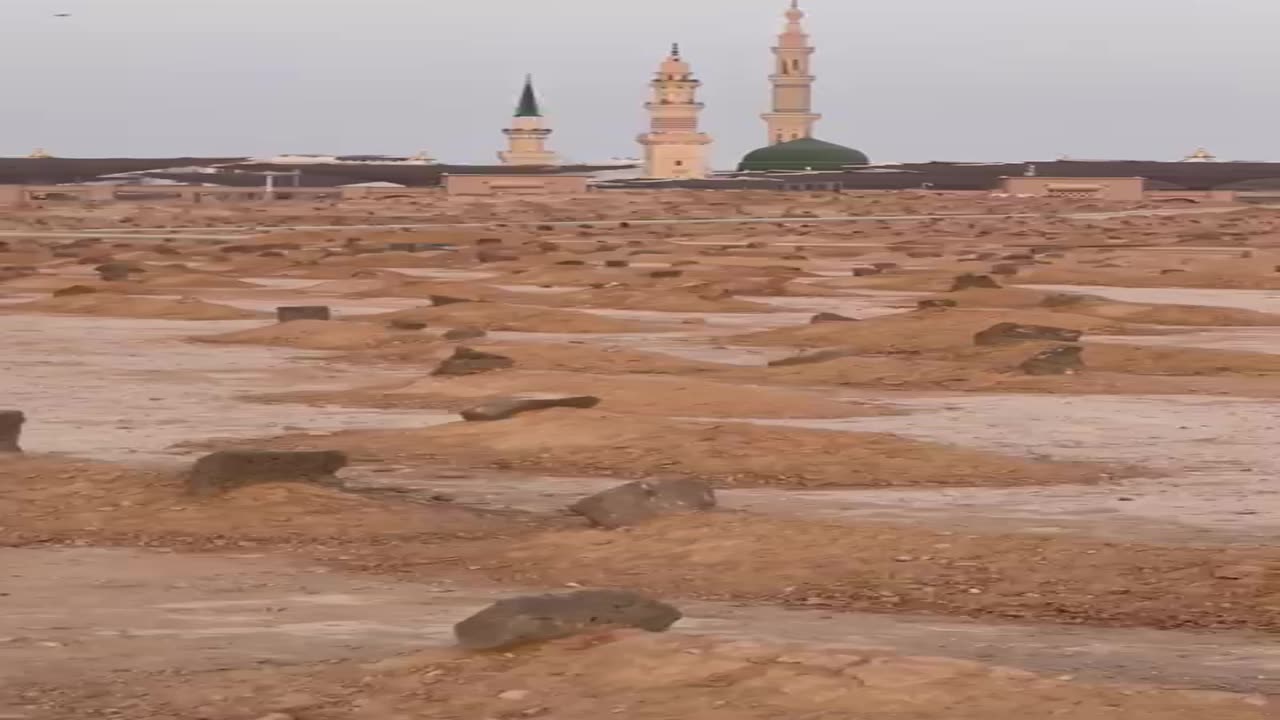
[346,341,733,376]
[247,410,1121,488]
[266,267,416,281]
[252,370,886,419]
[364,302,666,333]
[0,276,130,292]
[1019,267,1280,290]
[1077,301,1280,326]
[529,286,777,313]
[1084,343,1280,375]
[0,456,525,548]
[136,273,257,289]
[317,250,448,268]
[934,288,1280,326]
[299,278,405,294]
[810,270,963,292]
[52,631,1270,720]
[459,514,1280,633]
[1,294,258,320]
[730,308,1133,349]
[346,279,505,302]
[749,340,1280,389]
[193,319,434,351]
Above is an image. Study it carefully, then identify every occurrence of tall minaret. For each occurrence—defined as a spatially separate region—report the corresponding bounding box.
[637,44,713,179]
[763,1,821,145]
[499,75,559,166]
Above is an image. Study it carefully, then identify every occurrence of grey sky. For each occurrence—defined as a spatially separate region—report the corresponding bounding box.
[2,0,1276,167]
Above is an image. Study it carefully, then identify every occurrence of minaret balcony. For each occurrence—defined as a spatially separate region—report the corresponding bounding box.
[769,74,816,84]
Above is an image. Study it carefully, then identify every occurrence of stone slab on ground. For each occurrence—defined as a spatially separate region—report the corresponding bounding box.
[431,347,515,376]
[570,478,717,529]
[187,449,348,495]
[974,322,1083,346]
[1021,345,1085,375]
[454,589,682,651]
[276,306,331,323]
[0,409,25,452]
[460,395,601,422]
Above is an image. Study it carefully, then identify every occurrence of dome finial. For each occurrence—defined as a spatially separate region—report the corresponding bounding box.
[786,0,804,21]
[670,42,681,58]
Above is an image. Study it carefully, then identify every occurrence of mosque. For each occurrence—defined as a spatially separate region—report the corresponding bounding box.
[495,1,869,180]
[11,2,1280,197]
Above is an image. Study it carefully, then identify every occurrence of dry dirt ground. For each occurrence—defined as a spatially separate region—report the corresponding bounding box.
[4,191,1280,718]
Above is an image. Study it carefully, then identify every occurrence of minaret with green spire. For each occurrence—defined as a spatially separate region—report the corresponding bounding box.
[500,75,558,165]
[514,74,542,118]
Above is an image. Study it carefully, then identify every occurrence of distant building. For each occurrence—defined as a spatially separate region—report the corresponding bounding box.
[263,153,437,165]
[444,174,588,196]
[637,44,713,179]
[499,76,560,166]
[1181,148,1218,163]
[737,3,869,172]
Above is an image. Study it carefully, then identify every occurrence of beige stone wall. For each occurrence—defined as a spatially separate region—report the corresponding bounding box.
[443,175,588,196]
[643,144,709,180]
[1001,176,1146,201]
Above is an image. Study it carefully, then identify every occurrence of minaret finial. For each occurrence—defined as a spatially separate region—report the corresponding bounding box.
[671,42,681,58]
[514,74,541,117]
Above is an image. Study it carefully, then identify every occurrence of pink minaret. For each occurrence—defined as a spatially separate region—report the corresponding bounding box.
[637,44,713,179]
[763,0,821,145]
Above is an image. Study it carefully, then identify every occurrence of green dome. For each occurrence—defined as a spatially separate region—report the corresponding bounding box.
[737,137,870,172]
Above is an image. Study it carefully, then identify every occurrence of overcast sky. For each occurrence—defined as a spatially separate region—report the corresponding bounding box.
[1,0,1277,167]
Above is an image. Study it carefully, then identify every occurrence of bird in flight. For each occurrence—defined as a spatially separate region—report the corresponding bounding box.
[54,12,72,17]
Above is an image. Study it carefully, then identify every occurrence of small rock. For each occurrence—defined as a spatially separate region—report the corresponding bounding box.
[570,478,716,529]
[1038,293,1095,308]
[1019,345,1084,375]
[916,298,957,310]
[276,306,331,323]
[52,284,98,297]
[990,262,1021,276]
[0,410,25,453]
[388,319,427,331]
[430,294,473,307]
[498,690,531,701]
[461,395,601,422]
[809,312,857,324]
[1212,565,1267,580]
[603,260,629,268]
[949,273,1001,291]
[649,269,683,279]
[431,346,514,376]
[850,266,881,277]
[94,261,142,281]
[186,450,348,495]
[442,327,488,341]
[454,590,681,651]
[768,349,853,368]
[974,322,1082,346]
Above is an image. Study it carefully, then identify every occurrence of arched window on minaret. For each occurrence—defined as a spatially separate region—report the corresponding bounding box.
[791,59,801,72]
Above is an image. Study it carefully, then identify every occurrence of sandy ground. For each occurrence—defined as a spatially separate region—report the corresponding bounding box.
[4,546,1280,706]
[6,194,1280,716]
